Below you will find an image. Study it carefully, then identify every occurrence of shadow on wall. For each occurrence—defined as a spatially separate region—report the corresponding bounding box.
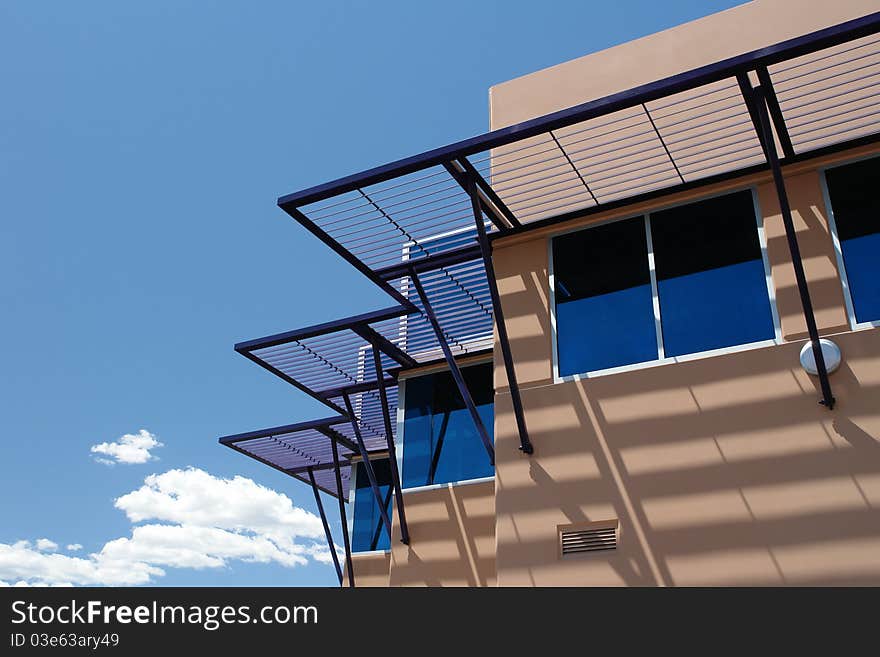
[495,323,880,586]
[388,481,496,587]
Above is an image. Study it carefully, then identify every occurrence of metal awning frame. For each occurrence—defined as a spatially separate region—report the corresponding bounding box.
[234,305,416,415]
[219,415,400,588]
[278,13,880,211]
[275,13,880,414]
[219,416,354,492]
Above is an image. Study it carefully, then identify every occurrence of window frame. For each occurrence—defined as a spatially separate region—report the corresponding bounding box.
[819,153,880,332]
[396,355,496,493]
[548,186,782,383]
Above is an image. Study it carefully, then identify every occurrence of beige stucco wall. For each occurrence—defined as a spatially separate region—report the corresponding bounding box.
[490,0,879,130]
[492,145,880,585]
[757,169,851,340]
[387,482,496,586]
[494,329,880,586]
[345,551,391,587]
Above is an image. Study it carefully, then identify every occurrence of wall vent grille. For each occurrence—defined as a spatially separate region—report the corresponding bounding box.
[560,523,617,556]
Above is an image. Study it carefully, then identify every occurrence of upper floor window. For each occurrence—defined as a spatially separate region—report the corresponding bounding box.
[351,458,392,552]
[552,189,777,377]
[824,156,880,326]
[401,361,494,488]
[552,216,656,374]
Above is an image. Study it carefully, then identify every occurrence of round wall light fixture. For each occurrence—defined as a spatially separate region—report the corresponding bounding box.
[799,338,841,376]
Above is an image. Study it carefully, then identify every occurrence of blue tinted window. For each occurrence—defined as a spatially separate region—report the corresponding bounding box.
[553,217,657,375]
[351,459,392,552]
[650,190,774,357]
[403,362,494,487]
[825,158,880,323]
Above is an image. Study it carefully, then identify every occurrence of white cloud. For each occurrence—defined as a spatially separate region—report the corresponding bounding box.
[66,544,83,552]
[115,468,323,540]
[35,538,58,552]
[0,542,159,587]
[91,429,163,465]
[1,468,334,586]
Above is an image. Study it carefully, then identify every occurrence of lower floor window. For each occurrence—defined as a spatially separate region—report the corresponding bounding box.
[402,361,494,487]
[351,458,392,552]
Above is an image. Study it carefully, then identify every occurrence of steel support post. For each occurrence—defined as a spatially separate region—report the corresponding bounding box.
[341,393,394,537]
[329,438,355,588]
[307,467,343,585]
[468,175,534,454]
[741,76,835,408]
[370,347,409,544]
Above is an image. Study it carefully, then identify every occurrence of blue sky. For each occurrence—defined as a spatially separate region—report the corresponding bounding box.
[0,0,744,586]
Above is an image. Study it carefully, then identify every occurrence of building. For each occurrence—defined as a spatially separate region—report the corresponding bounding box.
[219,0,880,586]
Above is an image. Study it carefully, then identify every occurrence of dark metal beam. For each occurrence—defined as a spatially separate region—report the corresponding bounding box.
[642,104,685,184]
[370,486,394,551]
[220,440,335,498]
[737,73,772,158]
[235,306,412,352]
[219,416,348,445]
[371,347,409,544]
[351,324,417,369]
[339,393,393,538]
[235,347,348,416]
[467,175,534,454]
[548,130,599,204]
[755,66,796,159]
[408,269,495,464]
[376,244,482,281]
[285,206,415,310]
[317,377,398,402]
[457,156,521,228]
[330,437,355,588]
[308,467,343,585]
[442,161,510,231]
[428,410,450,486]
[741,80,835,409]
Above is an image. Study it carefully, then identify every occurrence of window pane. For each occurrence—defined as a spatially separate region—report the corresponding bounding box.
[553,217,656,375]
[650,190,774,357]
[402,362,494,488]
[825,157,880,323]
[351,459,392,552]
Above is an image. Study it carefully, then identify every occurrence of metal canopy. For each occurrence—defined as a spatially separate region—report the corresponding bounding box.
[235,306,413,423]
[271,13,880,415]
[219,414,396,587]
[279,14,880,216]
[277,13,880,291]
[219,416,358,499]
